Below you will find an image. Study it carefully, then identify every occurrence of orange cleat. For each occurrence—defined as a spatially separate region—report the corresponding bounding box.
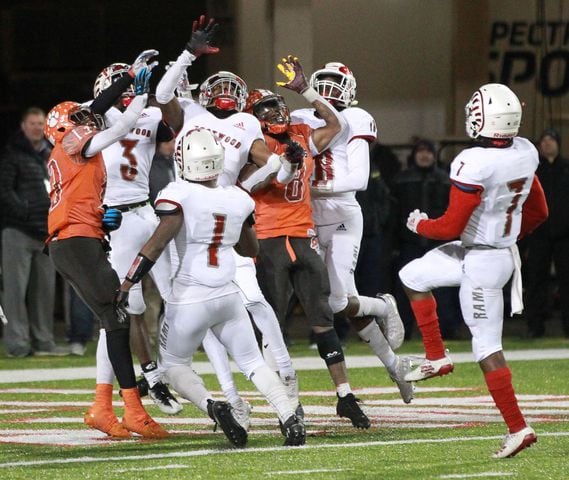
[84,406,132,438]
[121,387,169,439]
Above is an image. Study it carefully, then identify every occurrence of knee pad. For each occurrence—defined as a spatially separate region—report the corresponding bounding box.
[315,329,345,366]
[328,294,348,314]
[126,284,146,315]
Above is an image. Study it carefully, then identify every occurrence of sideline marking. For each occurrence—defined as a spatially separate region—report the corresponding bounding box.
[439,473,513,478]
[0,431,567,468]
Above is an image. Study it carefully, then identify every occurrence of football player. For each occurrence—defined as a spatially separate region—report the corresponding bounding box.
[399,83,548,458]
[153,18,303,428]
[115,128,306,447]
[292,62,414,403]
[45,58,167,439]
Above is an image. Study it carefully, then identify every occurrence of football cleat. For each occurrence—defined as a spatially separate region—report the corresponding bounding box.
[404,354,454,382]
[281,415,306,446]
[148,381,183,415]
[336,393,371,429]
[231,397,252,431]
[207,400,248,447]
[389,356,415,404]
[122,410,169,439]
[84,406,131,439]
[493,426,537,458]
[375,293,405,350]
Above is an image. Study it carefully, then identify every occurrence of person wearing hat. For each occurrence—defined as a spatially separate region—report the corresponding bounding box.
[524,128,569,338]
[391,138,463,339]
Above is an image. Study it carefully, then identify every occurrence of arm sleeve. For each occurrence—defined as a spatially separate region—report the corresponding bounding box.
[519,175,549,239]
[155,50,196,104]
[328,137,370,193]
[89,74,134,116]
[83,94,147,157]
[416,184,482,240]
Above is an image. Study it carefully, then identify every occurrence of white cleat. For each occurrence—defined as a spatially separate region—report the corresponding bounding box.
[230,397,252,431]
[389,356,415,404]
[404,354,454,382]
[493,426,537,458]
[376,293,405,350]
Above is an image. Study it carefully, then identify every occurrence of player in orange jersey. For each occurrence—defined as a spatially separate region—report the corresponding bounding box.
[242,56,370,429]
[44,51,168,440]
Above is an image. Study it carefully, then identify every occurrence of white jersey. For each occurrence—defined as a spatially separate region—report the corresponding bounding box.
[292,106,377,225]
[450,137,539,248]
[102,106,164,206]
[178,100,264,186]
[155,181,255,304]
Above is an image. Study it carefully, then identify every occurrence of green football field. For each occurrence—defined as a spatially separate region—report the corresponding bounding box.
[0,337,568,480]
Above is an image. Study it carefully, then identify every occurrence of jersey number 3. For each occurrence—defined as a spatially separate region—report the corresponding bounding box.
[208,214,227,267]
[120,139,139,181]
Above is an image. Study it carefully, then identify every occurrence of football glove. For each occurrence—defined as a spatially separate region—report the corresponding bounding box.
[114,289,129,324]
[129,49,159,77]
[406,209,428,233]
[134,67,152,95]
[284,141,305,167]
[185,14,219,57]
[102,207,123,232]
[276,55,309,93]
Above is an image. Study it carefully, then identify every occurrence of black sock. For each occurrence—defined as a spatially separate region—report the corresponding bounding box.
[106,329,136,389]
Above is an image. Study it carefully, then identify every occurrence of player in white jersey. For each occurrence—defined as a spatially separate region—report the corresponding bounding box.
[90,59,182,415]
[399,84,548,458]
[153,26,311,427]
[292,62,414,403]
[115,129,306,447]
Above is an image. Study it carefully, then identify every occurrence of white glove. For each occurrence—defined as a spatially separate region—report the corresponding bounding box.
[129,49,159,77]
[406,209,428,233]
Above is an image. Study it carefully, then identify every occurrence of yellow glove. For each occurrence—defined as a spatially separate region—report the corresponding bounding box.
[276,55,308,93]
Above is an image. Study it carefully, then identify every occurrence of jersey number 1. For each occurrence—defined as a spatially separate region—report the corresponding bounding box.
[208,214,227,267]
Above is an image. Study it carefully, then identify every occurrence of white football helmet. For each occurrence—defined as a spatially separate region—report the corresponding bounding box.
[93,63,135,107]
[198,71,248,112]
[465,83,522,139]
[309,62,357,108]
[175,128,224,182]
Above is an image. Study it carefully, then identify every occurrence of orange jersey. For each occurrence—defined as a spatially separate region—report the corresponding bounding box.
[253,124,315,239]
[47,139,106,241]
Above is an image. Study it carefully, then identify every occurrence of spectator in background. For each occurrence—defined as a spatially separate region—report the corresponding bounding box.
[391,138,462,339]
[0,107,68,357]
[524,128,569,338]
[355,142,399,298]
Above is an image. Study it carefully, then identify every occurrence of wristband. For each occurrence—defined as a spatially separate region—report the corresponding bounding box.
[125,253,155,284]
[302,87,320,104]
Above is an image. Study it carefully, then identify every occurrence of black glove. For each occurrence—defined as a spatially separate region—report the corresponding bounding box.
[114,289,130,324]
[285,141,305,167]
[185,15,219,57]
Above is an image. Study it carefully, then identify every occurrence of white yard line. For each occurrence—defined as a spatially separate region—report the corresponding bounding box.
[268,468,353,475]
[0,431,567,469]
[0,348,568,383]
[439,473,513,479]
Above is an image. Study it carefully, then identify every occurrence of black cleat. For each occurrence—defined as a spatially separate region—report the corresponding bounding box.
[149,381,183,415]
[207,400,248,447]
[336,393,371,429]
[295,402,305,421]
[281,415,306,446]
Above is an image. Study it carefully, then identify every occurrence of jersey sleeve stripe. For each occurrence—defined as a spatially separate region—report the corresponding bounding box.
[451,179,484,193]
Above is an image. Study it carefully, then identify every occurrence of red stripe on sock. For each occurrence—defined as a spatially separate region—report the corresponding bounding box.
[410,297,445,360]
[485,367,527,433]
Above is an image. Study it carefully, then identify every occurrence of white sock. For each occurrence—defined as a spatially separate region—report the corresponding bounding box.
[95,329,115,384]
[336,382,352,398]
[356,295,388,317]
[249,301,294,374]
[358,321,397,372]
[165,365,211,414]
[250,364,294,423]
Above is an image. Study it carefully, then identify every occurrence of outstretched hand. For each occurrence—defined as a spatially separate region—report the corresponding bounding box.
[134,67,152,95]
[185,14,219,57]
[129,49,159,77]
[276,55,308,93]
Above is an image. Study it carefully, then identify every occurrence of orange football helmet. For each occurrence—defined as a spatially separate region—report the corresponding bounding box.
[44,101,103,146]
[245,89,290,135]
